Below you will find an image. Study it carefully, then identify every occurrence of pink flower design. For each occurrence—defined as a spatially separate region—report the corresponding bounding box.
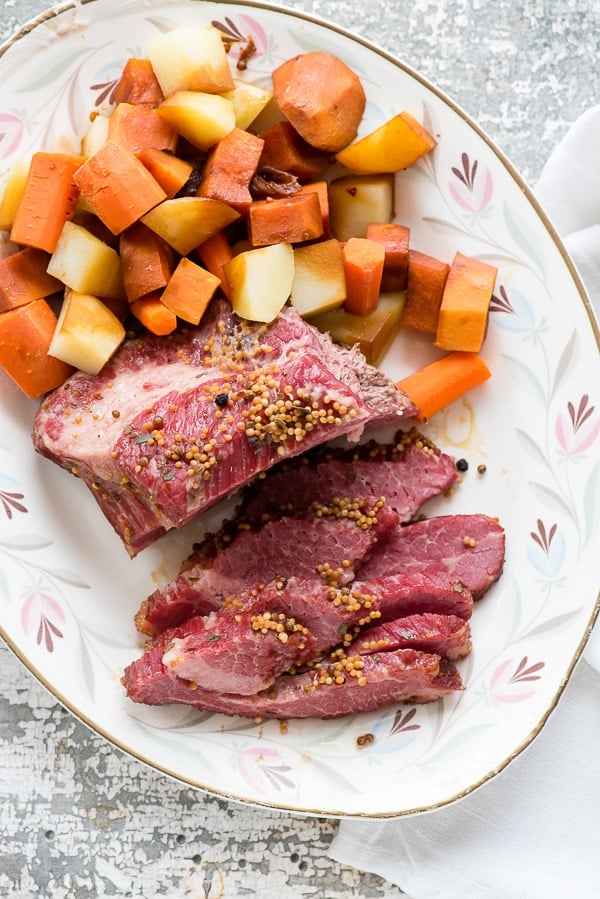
[555,394,599,455]
[490,655,544,703]
[20,591,65,652]
[0,113,24,159]
[449,152,493,213]
[238,747,295,793]
[211,15,269,69]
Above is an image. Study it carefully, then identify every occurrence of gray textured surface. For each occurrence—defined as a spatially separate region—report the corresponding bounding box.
[1,0,598,896]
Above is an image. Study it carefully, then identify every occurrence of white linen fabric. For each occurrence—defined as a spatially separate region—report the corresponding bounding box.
[329,109,600,899]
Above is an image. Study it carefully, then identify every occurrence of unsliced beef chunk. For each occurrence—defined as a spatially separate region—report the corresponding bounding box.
[135,499,398,635]
[32,298,414,556]
[123,645,463,718]
[350,612,472,661]
[358,513,505,599]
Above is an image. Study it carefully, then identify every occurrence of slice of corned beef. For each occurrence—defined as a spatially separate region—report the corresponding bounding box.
[32,298,415,556]
[358,513,505,599]
[123,646,463,718]
[350,612,472,661]
[355,569,474,621]
[237,427,458,526]
[158,576,383,695]
[135,500,399,635]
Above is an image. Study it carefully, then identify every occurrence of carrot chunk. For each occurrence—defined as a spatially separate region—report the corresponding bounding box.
[119,222,174,302]
[10,152,83,254]
[108,103,178,155]
[196,229,233,299]
[435,252,497,352]
[297,181,330,237]
[197,127,264,213]
[0,248,62,312]
[136,147,193,197]
[160,257,221,324]
[0,298,73,397]
[397,351,492,422]
[366,222,410,291]
[402,249,450,333]
[113,57,164,108]
[130,291,177,335]
[259,121,329,180]
[247,192,323,247]
[73,140,167,235]
[342,236,385,316]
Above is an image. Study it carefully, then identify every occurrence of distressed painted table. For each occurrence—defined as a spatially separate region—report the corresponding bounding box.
[1,1,599,896]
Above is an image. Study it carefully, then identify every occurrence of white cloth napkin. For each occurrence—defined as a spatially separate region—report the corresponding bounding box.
[329,109,600,899]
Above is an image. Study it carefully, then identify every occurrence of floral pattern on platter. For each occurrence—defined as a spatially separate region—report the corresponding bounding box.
[0,0,597,816]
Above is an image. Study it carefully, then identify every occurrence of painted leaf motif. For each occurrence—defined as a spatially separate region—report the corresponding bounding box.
[503,199,547,278]
[529,481,575,523]
[524,610,581,639]
[583,461,600,547]
[551,331,578,399]
[422,216,471,240]
[516,429,553,474]
[0,534,52,551]
[309,756,363,794]
[42,566,90,589]
[423,721,495,765]
[16,49,90,92]
[78,630,96,703]
[502,353,547,407]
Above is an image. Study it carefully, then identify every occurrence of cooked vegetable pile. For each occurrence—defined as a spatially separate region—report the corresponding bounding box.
[0,22,494,420]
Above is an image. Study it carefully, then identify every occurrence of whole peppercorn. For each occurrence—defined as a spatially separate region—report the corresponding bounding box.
[456,458,469,472]
[214,393,229,407]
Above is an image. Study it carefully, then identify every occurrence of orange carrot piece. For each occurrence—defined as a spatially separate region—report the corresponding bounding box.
[113,58,164,108]
[247,192,323,247]
[119,221,175,302]
[366,222,410,292]
[297,180,330,237]
[259,120,329,180]
[0,298,73,397]
[197,127,264,213]
[130,291,177,335]
[196,229,233,298]
[160,257,220,325]
[108,102,178,155]
[402,249,450,333]
[342,236,385,316]
[435,251,497,352]
[0,248,62,312]
[73,140,167,235]
[397,351,492,422]
[136,147,193,197]
[10,152,83,254]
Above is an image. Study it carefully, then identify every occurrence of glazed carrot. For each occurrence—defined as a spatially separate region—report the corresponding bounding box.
[435,251,497,352]
[258,121,329,180]
[297,181,330,237]
[342,236,385,316]
[119,221,175,302]
[113,57,164,108]
[0,298,73,398]
[366,222,410,291]
[73,140,167,235]
[160,257,221,324]
[108,103,178,155]
[10,152,83,253]
[136,147,193,197]
[197,127,264,212]
[402,249,450,333]
[272,51,366,152]
[196,229,233,298]
[130,291,177,336]
[0,248,62,312]
[247,192,323,247]
[397,351,492,422]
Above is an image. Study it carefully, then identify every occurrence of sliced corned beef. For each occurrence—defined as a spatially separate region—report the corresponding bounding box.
[158,576,382,695]
[357,513,505,599]
[32,298,415,556]
[355,569,474,621]
[350,612,472,661]
[123,646,463,718]
[135,500,398,635]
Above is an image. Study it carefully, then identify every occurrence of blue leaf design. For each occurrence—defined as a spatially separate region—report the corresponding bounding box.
[502,353,547,407]
[16,49,91,92]
[503,199,547,278]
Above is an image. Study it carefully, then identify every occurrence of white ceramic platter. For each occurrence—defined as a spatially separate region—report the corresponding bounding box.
[1,0,599,817]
